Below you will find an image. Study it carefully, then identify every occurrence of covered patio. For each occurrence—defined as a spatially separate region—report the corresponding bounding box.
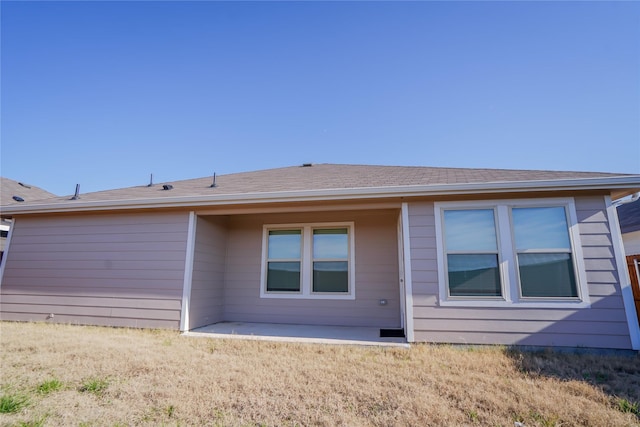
[185,208,408,339]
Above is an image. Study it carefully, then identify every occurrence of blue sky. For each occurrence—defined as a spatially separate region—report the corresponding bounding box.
[2,1,639,196]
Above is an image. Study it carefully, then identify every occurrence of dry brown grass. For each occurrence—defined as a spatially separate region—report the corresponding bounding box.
[0,321,639,427]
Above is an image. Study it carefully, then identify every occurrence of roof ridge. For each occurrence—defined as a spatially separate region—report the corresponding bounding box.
[308,163,632,175]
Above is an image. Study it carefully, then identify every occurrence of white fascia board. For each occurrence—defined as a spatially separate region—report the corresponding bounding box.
[2,175,639,215]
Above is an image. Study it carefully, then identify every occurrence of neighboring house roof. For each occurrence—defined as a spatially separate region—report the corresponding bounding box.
[0,177,56,206]
[1,164,639,215]
[617,198,640,234]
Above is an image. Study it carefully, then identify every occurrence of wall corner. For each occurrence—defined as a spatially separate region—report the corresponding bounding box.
[605,196,640,350]
[179,212,197,332]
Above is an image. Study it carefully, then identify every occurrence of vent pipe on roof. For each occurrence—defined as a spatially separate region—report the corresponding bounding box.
[147,174,154,187]
[210,173,217,188]
[70,184,80,200]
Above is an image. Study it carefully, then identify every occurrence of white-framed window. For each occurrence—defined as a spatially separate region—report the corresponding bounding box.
[260,222,355,299]
[443,208,503,298]
[434,198,590,308]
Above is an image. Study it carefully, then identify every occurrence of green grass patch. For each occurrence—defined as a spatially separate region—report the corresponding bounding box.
[0,393,28,414]
[616,398,639,417]
[166,404,176,418]
[36,379,63,395]
[16,415,47,427]
[78,378,109,395]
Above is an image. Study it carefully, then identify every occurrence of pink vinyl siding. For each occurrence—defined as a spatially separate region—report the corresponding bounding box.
[189,216,228,329]
[221,210,401,328]
[408,196,633,349]
[0,212,189,329]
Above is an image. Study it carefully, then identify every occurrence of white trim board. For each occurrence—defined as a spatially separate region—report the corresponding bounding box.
[179,212,197,332]
[605,196,640,350]
[401,203,415,342]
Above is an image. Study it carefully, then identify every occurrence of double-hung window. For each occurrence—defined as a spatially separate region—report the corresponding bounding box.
[261,223,355,299]
[312,229,350,293]
[266,230,302,292]
[443,209,502,298]
[512,207,578,299]
[435,199,588,308]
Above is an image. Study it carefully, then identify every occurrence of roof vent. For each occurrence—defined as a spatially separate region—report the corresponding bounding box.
[162,184,173,191]
[70,184,80,200]
[12,195,24,202]
[301,163,313,167]
[147,173,154,187]
[18,182,31,189]
[210,173,218,188]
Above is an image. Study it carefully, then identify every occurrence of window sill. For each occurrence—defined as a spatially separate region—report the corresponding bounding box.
[261,292,356,300]
[438,299,591,309]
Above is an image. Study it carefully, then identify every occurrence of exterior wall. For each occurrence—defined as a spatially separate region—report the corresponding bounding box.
[0,212,189,329]
[622,230,640,256]
[408,196,633,349]
[189,216,228,329]
[222,209,401,328]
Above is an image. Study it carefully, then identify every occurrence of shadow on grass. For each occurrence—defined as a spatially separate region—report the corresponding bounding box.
[505,347,640,417]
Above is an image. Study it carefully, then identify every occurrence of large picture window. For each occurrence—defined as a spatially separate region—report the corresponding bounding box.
[261,223,355,299]
[435,199,589,308]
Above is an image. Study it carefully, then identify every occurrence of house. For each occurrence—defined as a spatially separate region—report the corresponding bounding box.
[0,177,56,262]
[1,164,639,350]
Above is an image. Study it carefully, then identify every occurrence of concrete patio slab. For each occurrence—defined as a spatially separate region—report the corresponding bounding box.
[183,321,409,347]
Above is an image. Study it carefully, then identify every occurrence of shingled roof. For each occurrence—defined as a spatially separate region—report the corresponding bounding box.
[2,164,639,214]
[0,177,56,206]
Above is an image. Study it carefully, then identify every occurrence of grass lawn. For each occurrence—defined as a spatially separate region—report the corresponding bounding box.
[0,321,639,426]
